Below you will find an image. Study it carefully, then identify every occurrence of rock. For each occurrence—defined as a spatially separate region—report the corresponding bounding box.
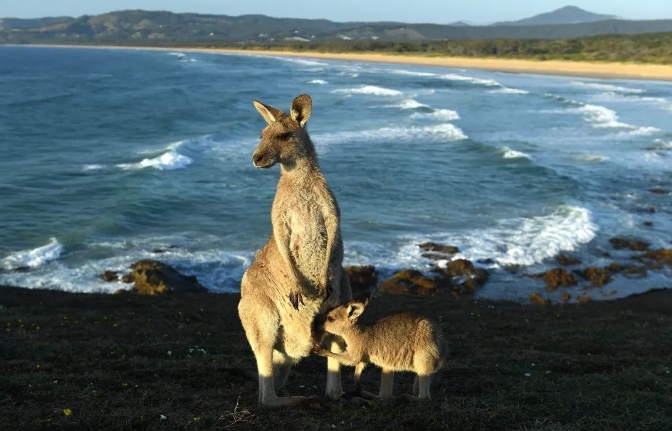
[477,258,495,265]
[378,269,447,296]
[647,207,656,214]
[644,249,672,265]
[556,254,582,266]
[418,242,459,255]
[576,295,592,304]
[649,188,668,195]
[432,259,489,293]
[121,274,134,284]
[530,292,547,305]
[345,265,378,295]
[445,259,474,276]
[622,266,648,279]
[543,268,578,291]
[127,259,207,295]
[560,292,571,302]
[99,271,119,282]
[609,237,650,251]
[463,268,489,292]
[643,221,653,227]
[575,267,613,287]
[606,263,624,272]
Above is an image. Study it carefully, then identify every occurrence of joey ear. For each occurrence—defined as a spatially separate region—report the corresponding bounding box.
[354,292,372,307]
[290,94,312,127]
[253,100,284,125]
[346,302,365,321]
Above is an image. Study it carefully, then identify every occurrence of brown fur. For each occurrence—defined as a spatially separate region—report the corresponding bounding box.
[314,296,448,400]
[238,94,352,407]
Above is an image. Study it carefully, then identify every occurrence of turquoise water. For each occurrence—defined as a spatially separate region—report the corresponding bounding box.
[1,45,671,300]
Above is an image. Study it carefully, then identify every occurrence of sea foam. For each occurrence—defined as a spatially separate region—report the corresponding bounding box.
[318,123,468,144]
[438,73,500,87]
[117,151,193,171]
[502,147,532,159]
[1,238,63,271]
[575,104,661,136]
[332,85,403,96]
[395,99,429,109]
[308,79,328,85]
[571,81,645,94]
[491,87,530,95]
[437,206,598,267]
[410,109,460,121]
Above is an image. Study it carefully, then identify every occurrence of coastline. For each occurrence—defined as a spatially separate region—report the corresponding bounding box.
[12,43,672,82]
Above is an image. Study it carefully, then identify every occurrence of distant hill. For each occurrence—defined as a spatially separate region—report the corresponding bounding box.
[492,6,614,26]
[1,9,671,45]
[0,16,73,30]
[448,21,473,27]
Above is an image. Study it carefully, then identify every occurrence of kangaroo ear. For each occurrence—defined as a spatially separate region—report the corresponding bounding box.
[353,292,372,307]
[253,100,284,125]
[290,94,312,127]
[346,302,365,321]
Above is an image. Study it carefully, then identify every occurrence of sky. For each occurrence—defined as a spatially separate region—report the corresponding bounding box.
[1,0,671,23]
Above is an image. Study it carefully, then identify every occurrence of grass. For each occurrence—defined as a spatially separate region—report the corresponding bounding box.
[1,285,671,430]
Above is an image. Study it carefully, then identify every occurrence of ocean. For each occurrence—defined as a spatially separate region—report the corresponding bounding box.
[1,45,671,301]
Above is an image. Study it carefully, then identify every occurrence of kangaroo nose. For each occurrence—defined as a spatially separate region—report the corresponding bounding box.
[253,153,263,165]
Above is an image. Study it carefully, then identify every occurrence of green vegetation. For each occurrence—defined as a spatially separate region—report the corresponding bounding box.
[218,32,672,64]
[2,285,671,430]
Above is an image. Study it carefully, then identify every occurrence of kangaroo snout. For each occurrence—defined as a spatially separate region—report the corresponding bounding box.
[252,151,274,169]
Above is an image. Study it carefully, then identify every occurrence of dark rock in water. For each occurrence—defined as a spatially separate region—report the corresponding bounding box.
[556,254,582,266]
[478,258,495,265]
[609,237,650,251]
[380,257,489,297]
[530,292,548,305]
[575,267,613,287]
[606,263,624,273]
[99,271,119,282]
[378,269,448,296]
[127,259,207,295]
[643,221,653,227]
[151,245,178,254]
[431,259,489,292]
[649,188,668,195]
[622,266,648,279]
[647,206,656,213]
[418,242,459,255]
[345,265,378,295]
[121,274,134,284]
[645,249,672,265]
[540,268,578,291]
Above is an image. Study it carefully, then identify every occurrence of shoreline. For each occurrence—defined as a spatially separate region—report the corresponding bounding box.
[9,43,672,82]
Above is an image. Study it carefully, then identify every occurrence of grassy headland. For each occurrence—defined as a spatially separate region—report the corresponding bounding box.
[1,285,671,431]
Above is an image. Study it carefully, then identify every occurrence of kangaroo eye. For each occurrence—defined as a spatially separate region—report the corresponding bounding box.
[327,316,335,322]
[278,132,292,140]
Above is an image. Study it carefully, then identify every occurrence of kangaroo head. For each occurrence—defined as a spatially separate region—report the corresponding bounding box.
[251,94,313,169]
[320,294,371,336]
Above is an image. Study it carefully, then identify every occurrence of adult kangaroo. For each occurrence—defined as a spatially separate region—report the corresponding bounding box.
[238,94,352,407]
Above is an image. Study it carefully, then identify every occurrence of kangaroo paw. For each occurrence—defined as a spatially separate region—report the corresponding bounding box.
[289,292,305,310]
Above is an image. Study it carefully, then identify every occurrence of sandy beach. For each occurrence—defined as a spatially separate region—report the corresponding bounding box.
[18,44,672,82]
[212,49,672,82]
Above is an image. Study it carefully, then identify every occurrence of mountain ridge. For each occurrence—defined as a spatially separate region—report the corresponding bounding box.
[1,8,671,44]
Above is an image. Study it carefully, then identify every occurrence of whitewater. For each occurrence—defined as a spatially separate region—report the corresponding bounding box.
[1,45,671,302]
